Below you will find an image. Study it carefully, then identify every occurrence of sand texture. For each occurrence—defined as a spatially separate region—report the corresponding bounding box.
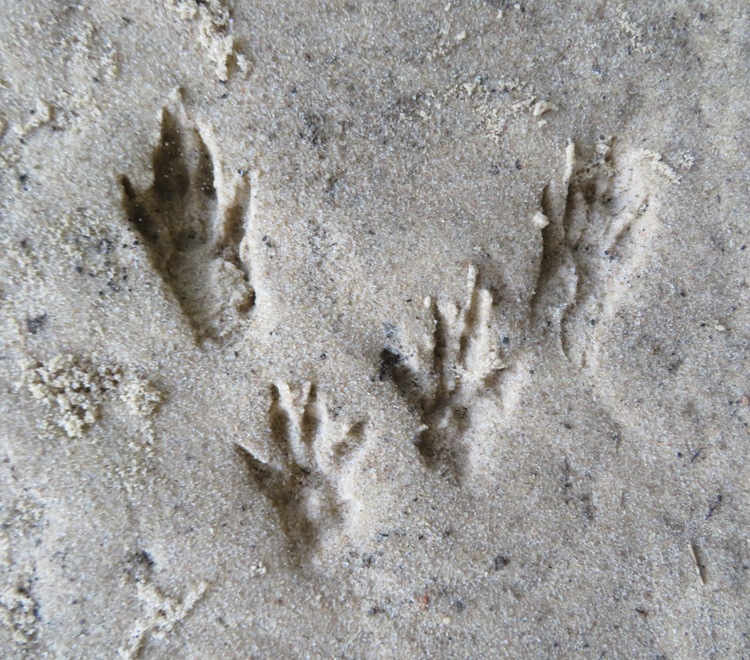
[1,1,749,657]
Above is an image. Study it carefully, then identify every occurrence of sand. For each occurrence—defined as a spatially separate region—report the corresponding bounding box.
[1,0,749,657]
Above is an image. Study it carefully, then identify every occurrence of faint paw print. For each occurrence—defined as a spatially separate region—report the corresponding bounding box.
[532,138,675,367]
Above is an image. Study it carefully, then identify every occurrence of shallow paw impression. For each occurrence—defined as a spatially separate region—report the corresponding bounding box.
[532,139,676,368]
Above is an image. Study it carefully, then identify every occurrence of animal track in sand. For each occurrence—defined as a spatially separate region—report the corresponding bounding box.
[381,138,676,481]
[381,265,505,482]
[531,138,676,369]
[235,382,367,552]
[121,101,254,344]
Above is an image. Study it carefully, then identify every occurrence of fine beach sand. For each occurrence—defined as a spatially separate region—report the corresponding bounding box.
[1,1,749,657]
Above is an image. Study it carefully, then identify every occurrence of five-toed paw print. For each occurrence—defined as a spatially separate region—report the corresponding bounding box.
[235,382,367,550]
[381,265,505,481]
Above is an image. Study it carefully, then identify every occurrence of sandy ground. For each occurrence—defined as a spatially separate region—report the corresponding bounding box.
[1,0,749,657]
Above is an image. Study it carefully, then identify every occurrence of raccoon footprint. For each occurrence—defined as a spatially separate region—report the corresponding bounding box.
[121,105,254,343]
[381,266,504,481]
[533,139,674,367]
[235,382,367,551]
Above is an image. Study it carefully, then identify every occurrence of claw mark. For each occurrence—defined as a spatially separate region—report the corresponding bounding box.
[381,266,504,481]
[236,383,367,550]
[531,138,675,368]
[689,541,707,585]
[121,100,254,343]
